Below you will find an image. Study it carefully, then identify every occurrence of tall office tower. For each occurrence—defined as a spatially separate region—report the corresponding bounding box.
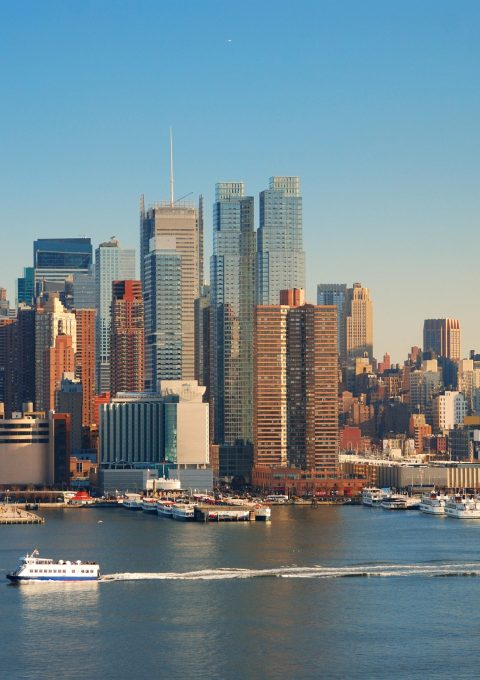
[17,267,35,306]
[253,303,289,467]
[144,238,182,388]
[256,176,305,305]
[74,309,96,426]
[0,317,15,406]
[110,280,145,395]
[44,334,75,411]
[2,306,35,416]
[423,319,461,361]
[95,238,136,392]
[194,284,210,397]
[35,293,77,412]
[140,199,199,380]
[33,238,93,297]
[317,283,348,365]
[253,291,339,474]
[198,195,205,289]
[210,182,255,448]
[345,282,373,390]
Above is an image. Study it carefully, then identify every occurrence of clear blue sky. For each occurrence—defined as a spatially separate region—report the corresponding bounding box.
[1,0,479,362]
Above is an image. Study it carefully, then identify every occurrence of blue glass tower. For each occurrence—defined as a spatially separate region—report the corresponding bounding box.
[256,177,305,305]
[210,182,255,447]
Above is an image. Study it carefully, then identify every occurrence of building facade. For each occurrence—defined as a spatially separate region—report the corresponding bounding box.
[256,176,305,305]
[144,238,182,387]
[140,199,199,380]
[210,182,255,449]
[253,291,339,475]
[110,280,144,395]
[95,238,136,392]
[423,318,461,361]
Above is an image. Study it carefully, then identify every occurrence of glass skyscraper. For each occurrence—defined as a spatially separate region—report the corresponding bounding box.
[140,198,200,380]
[256,177,305,305]
[144,236,182,388]
[95,238,136,393]
[210,182,255,447]
[33,238,92,290]
[317,283,347,365]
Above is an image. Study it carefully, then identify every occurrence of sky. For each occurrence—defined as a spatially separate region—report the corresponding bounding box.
[1,0,479,363]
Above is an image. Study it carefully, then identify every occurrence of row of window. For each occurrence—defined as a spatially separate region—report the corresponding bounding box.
[29,568,95,574]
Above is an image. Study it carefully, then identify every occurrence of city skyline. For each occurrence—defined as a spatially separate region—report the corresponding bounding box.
[2,1,480,362]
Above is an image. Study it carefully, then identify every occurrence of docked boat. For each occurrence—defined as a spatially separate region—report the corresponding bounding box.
[381,494,420,510]
[123,495,143,510]
[156,500,175,518]
[141,498,158,514]
[445,495,480,519]
[7,550,100,583]
[254,505,272,521]
[171,503,195,521]
[361,487,389,507]
[419,492,448,515]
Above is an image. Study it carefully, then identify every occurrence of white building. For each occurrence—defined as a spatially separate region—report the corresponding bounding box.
[433,391,467,433]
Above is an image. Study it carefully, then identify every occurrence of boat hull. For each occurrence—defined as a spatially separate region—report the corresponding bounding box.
[7,574,99,583]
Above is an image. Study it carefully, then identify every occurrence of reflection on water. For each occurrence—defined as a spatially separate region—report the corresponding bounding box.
[3,506,480,679]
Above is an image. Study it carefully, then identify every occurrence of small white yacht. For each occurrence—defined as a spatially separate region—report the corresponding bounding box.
[445,495,480,519]
[419,492,448,515]
[361,487,389,506]
[7,550,100,583]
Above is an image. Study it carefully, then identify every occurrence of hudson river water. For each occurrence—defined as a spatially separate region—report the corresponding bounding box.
[2,505,480,679]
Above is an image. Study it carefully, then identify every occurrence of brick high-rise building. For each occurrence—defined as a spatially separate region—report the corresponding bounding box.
[75,309,96,426]
[253,290,338,475]
[44,334,75,411]
[110,280,144,396]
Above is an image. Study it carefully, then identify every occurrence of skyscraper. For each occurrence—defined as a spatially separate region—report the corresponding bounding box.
[44,334,75,411]
[95,238,136,392]
[33,238,93,299]
[74,308,96,426]
[256,176,305,305]
[345,282,373,390]
[140,199,199,380]
[110,280,145,395]
[35,293,77,411]
[423,319,461,361]
[317,283,347,365]
[144,237,182,387]
[210,182,255,449]
[253,290,339,475]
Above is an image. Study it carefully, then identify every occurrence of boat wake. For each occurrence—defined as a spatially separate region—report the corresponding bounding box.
[99,562,480,582]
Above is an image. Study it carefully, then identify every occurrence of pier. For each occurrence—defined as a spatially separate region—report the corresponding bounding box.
[0,504,45,525]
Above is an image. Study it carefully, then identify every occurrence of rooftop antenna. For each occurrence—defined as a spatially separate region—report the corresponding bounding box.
[169,127,174,207]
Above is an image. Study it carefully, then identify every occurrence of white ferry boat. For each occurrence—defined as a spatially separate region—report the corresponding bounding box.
[381,494,420,510]
[7,550,100,583]
[445,495,480,519]
[419,492,448,515]
[123,494,143,510]
[361,487,389,506]
[171,503,196,521]
[141,498,158,514]
[156,500,175,518]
